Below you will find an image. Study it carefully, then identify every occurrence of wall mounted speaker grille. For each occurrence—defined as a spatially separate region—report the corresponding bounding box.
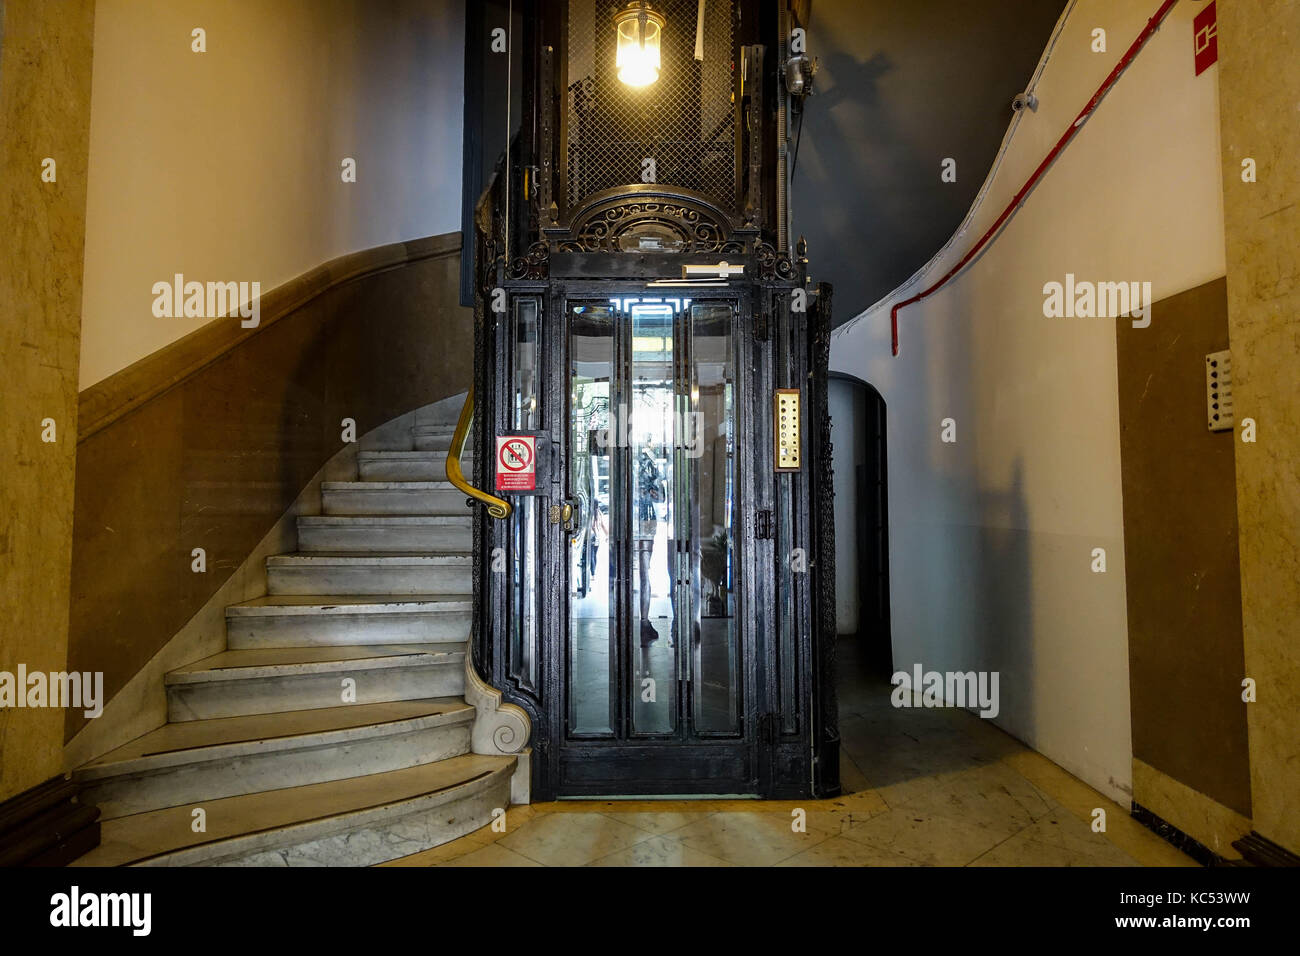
[565,0,738,213]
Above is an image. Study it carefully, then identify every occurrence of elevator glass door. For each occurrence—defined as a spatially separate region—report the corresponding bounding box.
[561,296,751,794]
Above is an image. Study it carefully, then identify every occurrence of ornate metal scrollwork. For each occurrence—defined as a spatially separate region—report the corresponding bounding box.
[548,185,748,255]
[508,241,550,280]
[755,242,796,281]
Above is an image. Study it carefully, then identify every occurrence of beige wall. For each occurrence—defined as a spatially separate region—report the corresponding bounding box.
[1218,0,1300,856]
[0,0,96,803]
[79,0,465,388]
[829,0,1226,804]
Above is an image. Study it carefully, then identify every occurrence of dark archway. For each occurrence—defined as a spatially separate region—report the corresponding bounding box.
[829,372,891,676]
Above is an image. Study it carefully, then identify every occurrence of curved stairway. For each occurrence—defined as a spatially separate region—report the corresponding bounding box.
[71,418,523,867]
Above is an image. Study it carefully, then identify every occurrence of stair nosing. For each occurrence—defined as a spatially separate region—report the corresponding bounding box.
[75,701,475,781]
[267,552,471,566]
[226,597,472,617]
[322,481,457,490]
[297,515,471,525]
[165,649,466,685]
[357,450,477,458]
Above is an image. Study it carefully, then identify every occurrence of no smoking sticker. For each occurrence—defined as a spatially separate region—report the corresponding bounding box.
[495,435,536,491]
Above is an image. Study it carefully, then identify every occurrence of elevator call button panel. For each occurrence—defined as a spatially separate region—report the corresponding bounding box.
[775,388,802,472]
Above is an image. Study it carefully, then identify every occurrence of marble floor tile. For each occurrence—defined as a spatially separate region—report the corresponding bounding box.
[587,835,734,867]
[433,843,545,867]
[393,641,1198,868]
[839,806,1016,866]
[673,811,837,866]
[969,808,1141,867]
[891,762,1059,836]
[600,811,704,835]
[497,811,653,866]
[997,750,1198,867]
[775,833,923,867]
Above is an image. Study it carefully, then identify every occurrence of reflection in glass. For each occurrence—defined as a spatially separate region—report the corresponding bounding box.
[512,298,539,430]
[510,497,538,688]
[689,305,738,733]
[630,301,676,735]
[564,297,739,740]
[568,306,615,734]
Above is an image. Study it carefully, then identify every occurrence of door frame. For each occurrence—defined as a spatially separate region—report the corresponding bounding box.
[481,277,837,801]
[543,284,765,797]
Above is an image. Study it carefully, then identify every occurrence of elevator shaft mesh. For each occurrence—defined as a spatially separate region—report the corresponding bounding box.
[565,0,738,212]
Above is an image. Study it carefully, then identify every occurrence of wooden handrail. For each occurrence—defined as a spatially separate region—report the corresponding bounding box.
[447,387,512,519]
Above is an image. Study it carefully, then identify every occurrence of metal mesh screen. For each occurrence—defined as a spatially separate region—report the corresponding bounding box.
[566,0,737,212]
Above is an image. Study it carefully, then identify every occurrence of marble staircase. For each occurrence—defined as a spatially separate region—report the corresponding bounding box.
[71,411,530,867]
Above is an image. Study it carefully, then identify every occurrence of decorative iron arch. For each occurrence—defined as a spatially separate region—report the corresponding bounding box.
[545,184,752,255]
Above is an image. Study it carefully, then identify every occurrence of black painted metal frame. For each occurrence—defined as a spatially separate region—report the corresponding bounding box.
[469,0,837,801]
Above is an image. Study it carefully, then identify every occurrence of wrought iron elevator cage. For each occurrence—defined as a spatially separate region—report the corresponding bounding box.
[564,0,740,213]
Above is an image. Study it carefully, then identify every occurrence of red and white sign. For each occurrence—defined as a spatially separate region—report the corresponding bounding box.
[495,435,536,491]
[1194,2,1218,77]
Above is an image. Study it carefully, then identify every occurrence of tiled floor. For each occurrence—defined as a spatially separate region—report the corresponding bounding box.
[384,641,1197,868]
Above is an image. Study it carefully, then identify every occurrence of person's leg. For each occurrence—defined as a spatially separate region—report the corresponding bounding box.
[637,539,657,644]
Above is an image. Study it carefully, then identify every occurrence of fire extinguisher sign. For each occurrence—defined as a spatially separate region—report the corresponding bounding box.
[495,435,536,491]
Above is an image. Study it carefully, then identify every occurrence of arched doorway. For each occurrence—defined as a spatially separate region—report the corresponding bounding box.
[829,374,891,676]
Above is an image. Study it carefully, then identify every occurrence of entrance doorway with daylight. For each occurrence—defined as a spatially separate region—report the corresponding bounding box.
[565,296,745,784]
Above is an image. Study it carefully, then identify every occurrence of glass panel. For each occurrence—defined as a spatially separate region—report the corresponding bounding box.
[512,298,540,430]
[689,304,739,733]
[509,298,541,690]
[568,305,615,735]
[630,300,676,735]
[510,497,538,688]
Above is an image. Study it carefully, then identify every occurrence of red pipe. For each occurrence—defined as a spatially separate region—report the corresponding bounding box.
[889,0,1179,356]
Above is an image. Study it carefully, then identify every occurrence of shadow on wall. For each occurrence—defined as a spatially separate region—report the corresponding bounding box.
[879,284,1038,749]
[794,0,1068,321]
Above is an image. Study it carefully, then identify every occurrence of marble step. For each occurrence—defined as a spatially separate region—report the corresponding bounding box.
[71,754,515,867]
[266,552,472,595]
[322,480,470,516]
[165,645,466,721]
[412,426,467,452]
[358,450,476,482]
[226,595,472,648]
[74,698,475,820]
[296,515,472,552]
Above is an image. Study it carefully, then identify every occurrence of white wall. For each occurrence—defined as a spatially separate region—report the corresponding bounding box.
[79,0,465,388]
[829,0,1226,803]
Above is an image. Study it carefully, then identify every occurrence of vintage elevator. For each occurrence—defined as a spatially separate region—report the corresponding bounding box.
[463,0,837,799]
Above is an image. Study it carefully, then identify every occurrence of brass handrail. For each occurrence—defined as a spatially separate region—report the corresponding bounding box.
[446,387,512,520]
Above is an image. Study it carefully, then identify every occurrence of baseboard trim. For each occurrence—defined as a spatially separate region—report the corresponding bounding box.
[0,775,100,867]
[1233,831,1300,867]
[1130,802,1239,867]
[77,232,463,441]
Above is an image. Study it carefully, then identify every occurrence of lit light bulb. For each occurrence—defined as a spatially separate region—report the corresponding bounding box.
[614,3,665,88]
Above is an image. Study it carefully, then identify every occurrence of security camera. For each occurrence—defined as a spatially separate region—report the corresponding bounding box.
[1011,91,1038,113]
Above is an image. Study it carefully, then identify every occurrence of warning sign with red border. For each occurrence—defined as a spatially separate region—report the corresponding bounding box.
[495,435,536,491]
